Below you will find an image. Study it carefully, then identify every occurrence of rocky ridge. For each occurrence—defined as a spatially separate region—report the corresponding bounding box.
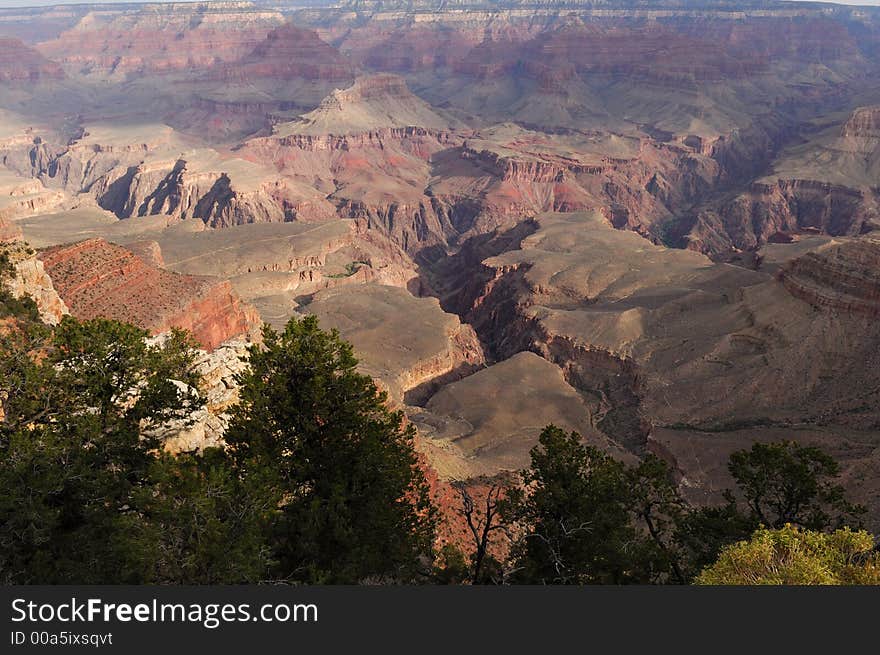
[39,238,260,349]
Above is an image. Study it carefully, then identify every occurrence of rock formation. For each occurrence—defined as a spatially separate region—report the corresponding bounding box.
[207,21,353,84]
[779,238,880,317]
[36,2,284,77]
[0,37,64,83]
[1,241,68,324]
[304,283,485,403]
[3,0,880,527]
[39,238,260,349]
[147,337,251,453]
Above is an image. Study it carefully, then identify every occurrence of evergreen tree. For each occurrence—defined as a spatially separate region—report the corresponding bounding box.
[0,318,203,583]
[505,426,661,584]
[225,316,436,583]
[133,449,275,584]
[727,441,864,530]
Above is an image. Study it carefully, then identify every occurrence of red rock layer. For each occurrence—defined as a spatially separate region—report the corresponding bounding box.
[327,14,860,82]
[0,37,64,82]
[455,25,763,83]
[0,215,21,243]
[36,4,283,76]
[39,238,260,349]
[207,22,353,82]
[779,239,880,317]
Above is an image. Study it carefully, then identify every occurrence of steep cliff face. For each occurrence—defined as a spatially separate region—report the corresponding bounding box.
[0,215,19,243]
[0,37,64,83]
[96,162,294,227]
[688,180,877,255]
[454,24,765,83]
[305,4,863,77]
[0,128,325,229]
[779,238,880,317]
[39,238,260,349]
[36,2,284,77]
[842,106,880,138]
[686,106,880,256]
[207,21,353,83]
[1,241,68,324]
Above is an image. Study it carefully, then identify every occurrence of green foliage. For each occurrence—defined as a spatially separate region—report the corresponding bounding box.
[0,321,55,435]
[432,544,471,585]
[504,426,676,584]
[0,317,206,583]
[0,419,147,583]
[133,449,274,584]
[51,318,201,436]
[0,249,40,323]
[728,441,865,530]
[502,430,872,585]
[673,495,756,580]
[696,525,880,585]
[326,261,368,279]
[225,316,436,583]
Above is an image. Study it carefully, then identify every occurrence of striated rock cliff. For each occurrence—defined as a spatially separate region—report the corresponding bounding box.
[779,238,880,317]
[39,238,260,349]
[1,241,68,324]
[36,2,284,77]
[688,179,877,255]
[841,106,880,139]
[207,21,353,83]
[0,37,64,83]
[305,283,485,404]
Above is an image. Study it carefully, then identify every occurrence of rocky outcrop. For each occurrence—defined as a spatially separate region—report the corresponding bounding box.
[0,215,20,243]
[1,241,68,324]
[207,21,353,83]
[1,133,308,228]
[688,179,877,255]
[276,74,458,135]
[148,337,251,453]
[0,189,66,223]
[36,2,284,77]
[304,284,485,403]
[39,238,260,349]
[0,37,64,83]
[779,238,880,317]
[841,106,880,139]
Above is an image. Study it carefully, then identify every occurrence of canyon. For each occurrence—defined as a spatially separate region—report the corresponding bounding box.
[2,0,880,529]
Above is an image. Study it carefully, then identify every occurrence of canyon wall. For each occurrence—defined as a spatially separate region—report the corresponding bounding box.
[39,238,260,349]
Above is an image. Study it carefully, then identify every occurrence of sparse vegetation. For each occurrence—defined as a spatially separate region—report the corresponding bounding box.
[0,248,40,323]
[696,525,880,585]
[326,260,368,279]
[0,302,875,584]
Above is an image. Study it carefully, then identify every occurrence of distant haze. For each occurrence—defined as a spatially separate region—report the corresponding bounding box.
[1,0,880,7]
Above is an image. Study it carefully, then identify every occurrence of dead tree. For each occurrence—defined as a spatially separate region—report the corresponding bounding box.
[452,480,509,584]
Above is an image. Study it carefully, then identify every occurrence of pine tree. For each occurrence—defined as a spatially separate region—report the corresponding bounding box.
[225,316,436,583]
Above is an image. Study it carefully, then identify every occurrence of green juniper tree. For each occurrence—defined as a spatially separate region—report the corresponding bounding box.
[727,441,864,531]
[504,426,662,584]
[0,317,209,583]
[133,448,275,584]
[225,316,436,583]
